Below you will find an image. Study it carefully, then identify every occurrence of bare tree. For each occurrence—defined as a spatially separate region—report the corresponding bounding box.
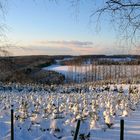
[90,0,140,46]
[70,0,140,47]
[0,0,9,56]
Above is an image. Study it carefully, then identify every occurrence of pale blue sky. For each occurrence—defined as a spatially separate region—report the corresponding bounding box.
[2,0,131,55]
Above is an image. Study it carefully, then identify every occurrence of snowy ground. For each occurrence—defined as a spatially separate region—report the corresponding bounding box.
[91,104,140,140]
[43,64,140,83]
[43,64,70,76]
[0,83,140,140]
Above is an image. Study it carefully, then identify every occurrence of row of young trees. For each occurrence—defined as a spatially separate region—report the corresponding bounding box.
[65,61,140,84]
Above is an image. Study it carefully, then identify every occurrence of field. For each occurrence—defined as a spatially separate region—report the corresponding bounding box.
[0,55,140,140]
[0,83,140,140]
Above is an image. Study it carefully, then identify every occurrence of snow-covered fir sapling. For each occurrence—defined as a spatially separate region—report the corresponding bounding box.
[50,114,64,138]
[18,100,29,122]
[42,103,50,119]
[89,111,99,129]
[113,85,118,92]
[118,86,124,95]
[78,118,90,140]
[109,103,116,117]
[132,86,140,104]
[128,85,139,111]
[104,111,114,128]
[50,97,65,139]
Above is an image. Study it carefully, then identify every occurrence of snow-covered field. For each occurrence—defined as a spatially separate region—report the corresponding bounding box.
[0,83,140,140]
[43,64,70,76]
[43,64,140,83]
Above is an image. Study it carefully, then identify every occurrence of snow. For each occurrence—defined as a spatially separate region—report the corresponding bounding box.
[90,105,140,140]
[43,64,69,76]
[0,122,10,138]
[100,57,135,62]
[35,131,58,140]
[55,57,74,64]
[0,83,140,139]
[43,64,140,83]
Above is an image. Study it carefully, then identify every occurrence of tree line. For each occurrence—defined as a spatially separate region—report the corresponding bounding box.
[65,60,140,84]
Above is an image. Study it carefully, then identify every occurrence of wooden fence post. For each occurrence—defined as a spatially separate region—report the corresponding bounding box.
[11,105,14,140]
[120,119,124,140]
[73,120,81,140]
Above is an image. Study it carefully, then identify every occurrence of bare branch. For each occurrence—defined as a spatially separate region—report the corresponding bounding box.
[90,0,140,47]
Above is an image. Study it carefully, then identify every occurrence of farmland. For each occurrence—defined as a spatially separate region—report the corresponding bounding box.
[0,55,140,140]
[0,82,140,139]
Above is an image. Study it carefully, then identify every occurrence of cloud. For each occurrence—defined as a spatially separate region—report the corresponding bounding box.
[3,44,110,56]
[7,45,101,56]
[4,40,139,56]
[36,40,94,47]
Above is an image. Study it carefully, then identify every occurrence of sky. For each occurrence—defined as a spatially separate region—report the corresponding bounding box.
[0,0,138,56]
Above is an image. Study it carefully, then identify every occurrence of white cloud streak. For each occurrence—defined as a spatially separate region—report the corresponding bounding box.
[3,40,139,56]
[36,40,94,47]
